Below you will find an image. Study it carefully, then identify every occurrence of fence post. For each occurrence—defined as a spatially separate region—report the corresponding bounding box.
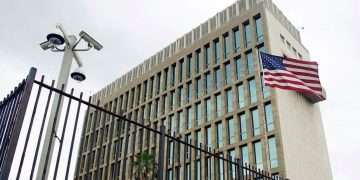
[157,125,165,180]
[0,67,36,180]
[237,158,243,180]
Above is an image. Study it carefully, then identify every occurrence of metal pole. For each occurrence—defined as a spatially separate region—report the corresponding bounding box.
[157,125,165,180]
[35,35,77,180]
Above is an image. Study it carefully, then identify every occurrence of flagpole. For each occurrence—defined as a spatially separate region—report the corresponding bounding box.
[257,50,266,90]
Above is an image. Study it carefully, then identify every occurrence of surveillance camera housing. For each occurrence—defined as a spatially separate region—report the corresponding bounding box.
[71,68,86,82]
[79,31,103,51]
[40,41,52,50]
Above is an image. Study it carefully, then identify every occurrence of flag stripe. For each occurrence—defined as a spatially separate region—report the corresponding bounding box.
[283,60,318,70]
[264,81,322,94]
[264,76,322,89]
[284,57,318,65]
[264,70,320,82]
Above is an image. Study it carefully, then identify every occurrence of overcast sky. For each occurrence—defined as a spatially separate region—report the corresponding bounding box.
[1,0,359,179]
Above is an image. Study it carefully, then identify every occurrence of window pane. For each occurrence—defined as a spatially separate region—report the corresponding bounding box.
[196,160,201,180]
[227,118,235,144]
[168,141,174,165]
[214,39,221,64]
[234,28,241,52]
[252,108,260,136]
[237,84,245,108]
[195,78,201,99]
[223,33,230,58]
[187,107,193,130]
[218,153,224,180]
[265,103,274,131]
[178,111,184,132]
[205,98,211,122]
[226,89,233,113]
[179,60,184,83]
[178,86,184,107]
[195,103,201,127]
[187,55,192,78]
[268,137,279,168]
[235,57,243,80]
[187,82,192,103]
[224,63,231,85]
[239,113,247,140]
[186,163,191,180]
[244,22,252,47]
[216,122,223,148]
[205,73,211,94]
[228,149,236,179]
[195,50,201,73]
[241,145,249,165]
[171,65,176,87]
[246,51,254,74]
[255,16,264,42]
[215,68,222,89]
[249,79,257,103]
[206,127,212,148]
[254,141,263,169]
[215,94,222,118]
[205,45,210,69]
[195,130,201,157]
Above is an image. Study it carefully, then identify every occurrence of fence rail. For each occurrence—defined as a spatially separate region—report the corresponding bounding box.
[0,67,287,180]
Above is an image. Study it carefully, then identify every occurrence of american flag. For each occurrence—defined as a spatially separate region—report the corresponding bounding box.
[260,52,325,103]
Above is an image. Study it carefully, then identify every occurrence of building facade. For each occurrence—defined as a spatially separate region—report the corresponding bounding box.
[74,0,332,180]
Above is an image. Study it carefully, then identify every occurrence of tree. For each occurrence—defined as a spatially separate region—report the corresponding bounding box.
[133,152,157,180]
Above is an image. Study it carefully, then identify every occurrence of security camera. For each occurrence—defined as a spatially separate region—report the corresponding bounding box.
[79,31,103,51]
[40,41,53,50]
[71,67,86,82]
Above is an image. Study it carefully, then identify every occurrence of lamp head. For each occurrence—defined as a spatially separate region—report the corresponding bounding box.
[46,33,65,45]
[71,67,86,82]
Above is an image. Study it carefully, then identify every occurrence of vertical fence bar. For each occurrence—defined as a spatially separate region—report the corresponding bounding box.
[65,92,83,180]
[157,125,165,180]
[30,80,55,179]
[0,67,36,180]
[16,76,44,179]
[53,88,74,178]
[41,84,65,180]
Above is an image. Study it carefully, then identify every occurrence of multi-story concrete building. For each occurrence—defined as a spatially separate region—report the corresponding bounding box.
[74,0,332,179]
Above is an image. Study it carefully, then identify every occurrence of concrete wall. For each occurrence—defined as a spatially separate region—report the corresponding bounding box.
[264,8,333,180]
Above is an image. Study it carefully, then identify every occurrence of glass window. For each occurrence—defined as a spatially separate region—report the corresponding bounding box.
[233,28,241,52]
[185,134,192,159]
[239,113,247,140]
[237,84,245,108]
[214,39,221,64]
[170,91,175,111]
[265,103,274,131]
[171,64,176,87]
[249,78,257,103]
[195,103,201,127]
[156,73,161,95]
[254,141,263,169]
[187,55,192,78]
[164,95,168,113]
[227,117,235,144]
[206,157,212,180]
[215,68,222,89]
[223,33,230,58]
[195,160,201,180]
[154,99,159,119]
[205,73,211,94]
[205,45,210,69]
[195,78,201,99]
[228,149,236,179]
[251,108,260,136]
[168,141,174,165]
[163,69,168,91]
[268,137,279,168]
[179,60,184,83]
[241,145,249,165]
[205,98,211,122]
[225,89,233,113]
[178,111,184,132]
[187,82,192,103]
[216,122,223,148]
[235,56,243,80]
[178,86,184,107]
[246,51,254,74]
[195,50,201,74]
[195,130,201,156]
[186,163,191,180]
[255,15,263,42]
[243,21,252,48]
[187,107,193,130]
[167,169,173,180]
[215,94,222,118]
[170,115,176,134]
[218,153,225,180]
[224,63,232,85]
[206,126,212,148]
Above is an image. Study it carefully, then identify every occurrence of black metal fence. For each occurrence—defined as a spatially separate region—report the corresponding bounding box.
[0,68,287,180]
